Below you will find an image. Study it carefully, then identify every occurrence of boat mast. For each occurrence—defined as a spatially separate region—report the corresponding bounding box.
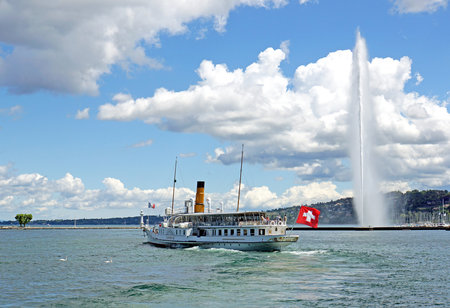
[236,144,244,212]
[171,157,177,216]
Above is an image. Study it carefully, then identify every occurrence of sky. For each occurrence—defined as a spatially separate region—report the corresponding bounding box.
[0,0,449,220]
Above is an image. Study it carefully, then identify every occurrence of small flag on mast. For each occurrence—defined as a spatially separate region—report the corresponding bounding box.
[148,202,155,209]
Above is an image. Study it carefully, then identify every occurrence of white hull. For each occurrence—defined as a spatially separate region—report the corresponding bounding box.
[144,229,298,252]
[141,207,298,252]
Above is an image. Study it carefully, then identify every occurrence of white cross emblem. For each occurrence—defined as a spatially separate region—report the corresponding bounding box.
[303,210,315,222]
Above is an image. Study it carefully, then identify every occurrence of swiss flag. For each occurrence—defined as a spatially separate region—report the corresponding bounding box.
[296,206,320,228]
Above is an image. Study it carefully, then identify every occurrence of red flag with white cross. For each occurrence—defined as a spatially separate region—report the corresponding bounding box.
[296,206,320,228]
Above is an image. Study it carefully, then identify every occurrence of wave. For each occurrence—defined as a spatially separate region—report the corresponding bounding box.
[283,250,328,256]
[183,246,243,253]
[205,248,243,253]
[183,246,200,251]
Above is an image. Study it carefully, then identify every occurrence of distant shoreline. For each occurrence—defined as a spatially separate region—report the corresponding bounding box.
[291,225,450,231]
[0,226,141,230]
[1,225,448,231]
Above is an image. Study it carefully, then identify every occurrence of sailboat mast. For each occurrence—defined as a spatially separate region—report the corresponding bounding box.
[236,144,244,212]
[171,157,177,215]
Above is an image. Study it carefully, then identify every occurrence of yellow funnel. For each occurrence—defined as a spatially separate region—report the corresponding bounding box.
[194,181,205,213]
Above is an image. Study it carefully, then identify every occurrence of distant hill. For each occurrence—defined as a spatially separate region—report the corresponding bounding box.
[268,189,449,225]
[2,190,448,226]
[267,197,357,224]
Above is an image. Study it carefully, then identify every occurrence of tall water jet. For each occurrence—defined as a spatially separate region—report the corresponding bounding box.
[350,31,387,226]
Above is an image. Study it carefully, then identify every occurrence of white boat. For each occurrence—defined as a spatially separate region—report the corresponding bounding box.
[141,148,299,251]
[140,191,298,251]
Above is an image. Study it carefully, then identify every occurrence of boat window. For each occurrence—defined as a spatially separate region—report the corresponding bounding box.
[218,229,222,236]
[250,229,255,236]
[259,229,265,235]
[275,227,278,232]
[237,229,241,236]
[224,229,228,236]
[230,229,234,236]
[243,229,248,236]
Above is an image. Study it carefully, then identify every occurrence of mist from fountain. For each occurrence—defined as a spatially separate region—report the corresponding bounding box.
[350,31,388,226]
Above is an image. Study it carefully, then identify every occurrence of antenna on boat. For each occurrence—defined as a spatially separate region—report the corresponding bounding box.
[236,144,244,212]
[171,157,177,216]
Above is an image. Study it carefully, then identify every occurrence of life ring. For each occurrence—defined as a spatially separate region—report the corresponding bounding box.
[270,221,275,226]
[278,221,283,226]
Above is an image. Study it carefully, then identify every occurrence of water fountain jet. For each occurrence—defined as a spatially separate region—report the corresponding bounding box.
[350,31,388,226]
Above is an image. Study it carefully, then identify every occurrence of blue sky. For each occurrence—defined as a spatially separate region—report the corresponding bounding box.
[1,0,449,220]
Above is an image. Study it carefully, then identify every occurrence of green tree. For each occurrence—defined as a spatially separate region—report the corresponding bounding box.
[15,214,33,227]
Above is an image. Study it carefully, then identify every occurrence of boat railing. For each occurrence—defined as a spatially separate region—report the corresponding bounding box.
[259,219,287,226]
[166,218,287,228]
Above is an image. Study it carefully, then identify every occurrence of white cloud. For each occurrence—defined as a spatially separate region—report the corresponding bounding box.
[380,181,411,193]
[0,195,14,206]
[216,181,349,211]
[391,0,448,13]
[0,0,286,95]
[0,105,22,119]
[299,0,317,4]
[75,108,90,120]
[280,40,290,59]
[415,72,424,85]
[54,173,85,197]
[0,163,350,218]
[130,139,153,148]
[244,186,278,207]
[98,45,450,189]
[0,164,187,217]
[179,152,197,158]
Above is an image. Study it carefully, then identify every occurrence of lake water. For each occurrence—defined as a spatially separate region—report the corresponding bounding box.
[1,228,448,307]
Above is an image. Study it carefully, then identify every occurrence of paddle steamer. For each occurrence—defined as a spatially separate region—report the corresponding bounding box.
[140,181,298,251]
[141,147,298,251]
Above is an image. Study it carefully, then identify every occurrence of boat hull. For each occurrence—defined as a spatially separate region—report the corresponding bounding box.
[144,231,298,252]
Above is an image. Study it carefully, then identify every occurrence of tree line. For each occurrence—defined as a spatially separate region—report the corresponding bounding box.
[268,190,449,225]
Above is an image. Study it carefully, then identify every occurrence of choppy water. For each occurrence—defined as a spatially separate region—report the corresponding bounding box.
[1,228,448,307]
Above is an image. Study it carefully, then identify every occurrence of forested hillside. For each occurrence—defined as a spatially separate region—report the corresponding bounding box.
[268,190,449,225]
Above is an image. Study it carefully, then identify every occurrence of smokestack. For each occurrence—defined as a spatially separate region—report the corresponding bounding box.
[194,181,205,213]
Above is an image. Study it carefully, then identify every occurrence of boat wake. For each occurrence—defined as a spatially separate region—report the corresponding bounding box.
[183,246,200,251]
[283,250,328,256]
[205,248,243,254]
[184,246,243,253]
